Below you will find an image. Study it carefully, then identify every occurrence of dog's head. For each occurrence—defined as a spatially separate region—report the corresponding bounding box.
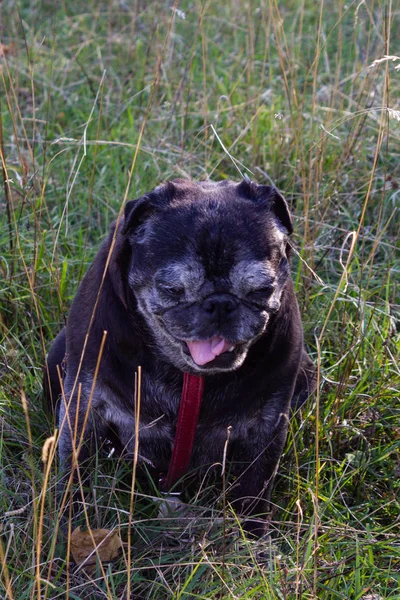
[115,179,293,374]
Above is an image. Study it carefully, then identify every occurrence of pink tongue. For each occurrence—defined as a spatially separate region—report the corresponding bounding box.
[186,337,232,366]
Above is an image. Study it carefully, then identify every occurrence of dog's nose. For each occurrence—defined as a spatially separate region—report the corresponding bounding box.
[202,294,238,320]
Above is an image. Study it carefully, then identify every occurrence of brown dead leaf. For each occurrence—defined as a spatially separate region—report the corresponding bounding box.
[70,527,122,572]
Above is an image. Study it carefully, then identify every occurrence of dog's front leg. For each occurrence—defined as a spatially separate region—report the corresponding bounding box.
[56,386,110,527]
[230,416,289,537]
[58,396,95,472]
[58,380,108,484]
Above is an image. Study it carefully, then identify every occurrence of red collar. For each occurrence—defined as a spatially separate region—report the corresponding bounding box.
[160,373,205,492]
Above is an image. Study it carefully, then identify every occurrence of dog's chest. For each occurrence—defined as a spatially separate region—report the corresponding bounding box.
[102,369,268,457]
[101,365,280,472]
[137,371,275,461]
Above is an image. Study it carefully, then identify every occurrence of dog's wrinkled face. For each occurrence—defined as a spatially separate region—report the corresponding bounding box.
[121,179,293,374]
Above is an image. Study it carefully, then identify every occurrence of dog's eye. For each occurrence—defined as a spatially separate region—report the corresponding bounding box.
[248,286,274,302]
[157,283,185,297]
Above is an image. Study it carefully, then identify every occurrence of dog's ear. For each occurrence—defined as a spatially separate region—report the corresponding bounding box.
[123,181,177,235]
[111,182,177,306]
[237,179,293,235]
[123,196,152,235]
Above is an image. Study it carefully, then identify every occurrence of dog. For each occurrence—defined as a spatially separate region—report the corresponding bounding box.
[44,178,316,536]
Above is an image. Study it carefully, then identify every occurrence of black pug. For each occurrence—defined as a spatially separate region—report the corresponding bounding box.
[44,178,316,536]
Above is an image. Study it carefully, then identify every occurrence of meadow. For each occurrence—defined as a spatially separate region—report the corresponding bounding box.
[0,0,399,598]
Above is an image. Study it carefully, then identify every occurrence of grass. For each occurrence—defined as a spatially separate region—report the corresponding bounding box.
[0,0,399,597]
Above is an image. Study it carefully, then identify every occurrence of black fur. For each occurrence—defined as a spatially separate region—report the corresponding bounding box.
[44,179,316,536]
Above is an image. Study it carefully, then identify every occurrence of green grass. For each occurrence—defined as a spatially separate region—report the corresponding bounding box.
[0,0,399,598]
